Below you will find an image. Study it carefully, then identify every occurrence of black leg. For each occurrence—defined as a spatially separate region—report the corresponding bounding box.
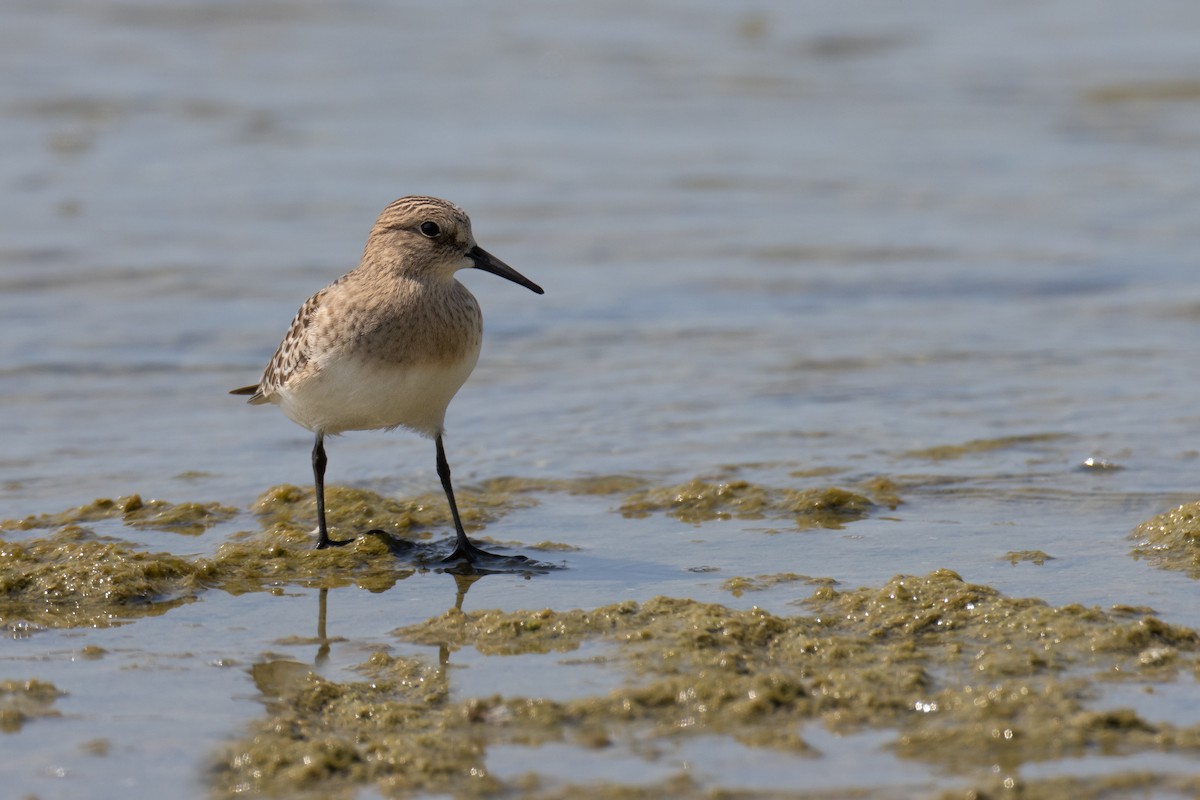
[437,434,501,563]
[313,432,352,549]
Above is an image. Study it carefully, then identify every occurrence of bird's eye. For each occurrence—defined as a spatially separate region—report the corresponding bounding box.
[419,221,441,238]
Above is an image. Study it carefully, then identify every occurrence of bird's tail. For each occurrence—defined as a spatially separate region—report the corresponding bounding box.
[229,385,268,404]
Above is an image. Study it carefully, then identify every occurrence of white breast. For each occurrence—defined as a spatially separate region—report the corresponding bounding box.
[275,347,481,438]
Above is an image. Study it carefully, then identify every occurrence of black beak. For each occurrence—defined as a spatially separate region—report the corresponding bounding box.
[468,245,544,295]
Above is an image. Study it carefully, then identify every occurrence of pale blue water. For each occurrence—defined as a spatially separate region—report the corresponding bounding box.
[4,1,1200,797]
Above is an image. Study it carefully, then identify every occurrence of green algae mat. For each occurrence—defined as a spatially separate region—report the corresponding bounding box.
[206,572,1200,799]
[4,480,1200,798]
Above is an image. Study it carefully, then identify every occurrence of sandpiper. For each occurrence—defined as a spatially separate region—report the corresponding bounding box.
[231,196,544,561]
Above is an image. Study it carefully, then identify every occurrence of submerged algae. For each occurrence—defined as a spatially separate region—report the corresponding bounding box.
[0,678,64,733]
[480,475,649,496]
[213,571,1200,799]
[904,433,1069,462]
[721,572,836,598]
[1086,78,1200,104]
[1006,549,1053,566]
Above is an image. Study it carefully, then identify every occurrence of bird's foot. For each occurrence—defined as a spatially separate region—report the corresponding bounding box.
[315,533,355,549]
[442,538,528,565]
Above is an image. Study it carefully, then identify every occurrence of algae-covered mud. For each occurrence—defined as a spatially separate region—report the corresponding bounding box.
[2,495,237,537]
[619,478,891,528]
[0,482,555,628]
[211,570,1200,799]
[1130,501,1200,577]
[0,473,884,629]
[0,470,873,623]
[0,525,204,628]
[20,478,1200,798]
[7,473,1199,798]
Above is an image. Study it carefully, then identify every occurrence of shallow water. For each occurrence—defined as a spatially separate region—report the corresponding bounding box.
[5,1,1200,797]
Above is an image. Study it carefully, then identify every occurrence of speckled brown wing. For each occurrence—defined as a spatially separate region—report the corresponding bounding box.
[231,287,328,405]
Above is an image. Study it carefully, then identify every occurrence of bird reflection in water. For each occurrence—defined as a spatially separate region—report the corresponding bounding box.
[251,557,554,704]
